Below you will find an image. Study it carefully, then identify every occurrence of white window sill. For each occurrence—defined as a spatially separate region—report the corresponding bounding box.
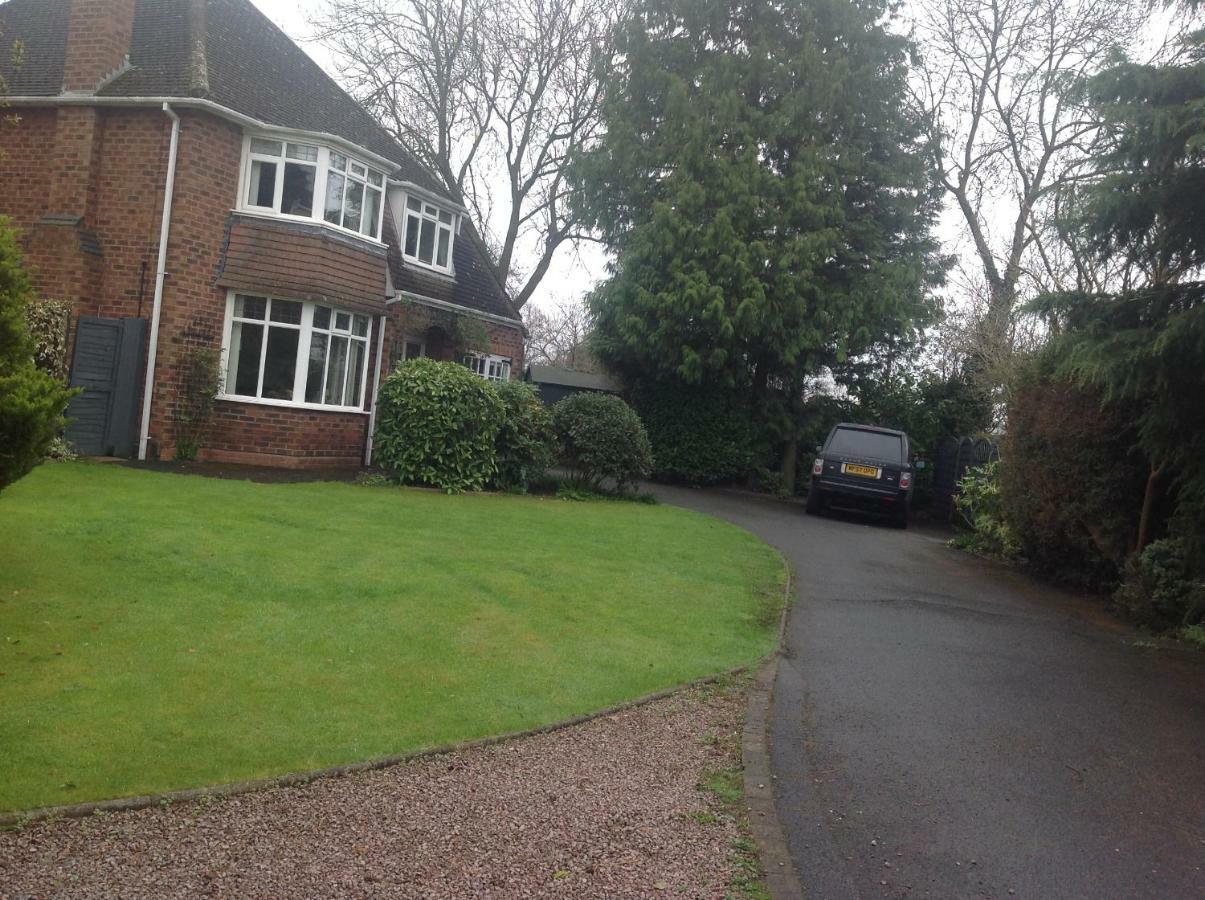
[401,255,456,279]
[218,394,370,416]
[232,208,388,249]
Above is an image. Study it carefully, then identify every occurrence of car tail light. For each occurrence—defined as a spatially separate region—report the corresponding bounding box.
[812,458,824,476]
[900,471,912,490]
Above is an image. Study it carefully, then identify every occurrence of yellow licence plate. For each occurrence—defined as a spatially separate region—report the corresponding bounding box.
[844,463,880,478]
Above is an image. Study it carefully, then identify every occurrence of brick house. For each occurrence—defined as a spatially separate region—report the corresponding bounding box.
[0,0,525,467]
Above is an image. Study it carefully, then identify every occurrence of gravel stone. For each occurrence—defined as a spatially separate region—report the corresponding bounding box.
[1,685,748,899]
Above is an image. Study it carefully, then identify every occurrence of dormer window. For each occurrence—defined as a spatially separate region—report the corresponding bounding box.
[402,196,455,272]
[239,135,386,241]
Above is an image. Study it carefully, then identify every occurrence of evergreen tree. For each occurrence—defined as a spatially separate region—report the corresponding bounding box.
[572,0,942,478]
[0,219,75,491]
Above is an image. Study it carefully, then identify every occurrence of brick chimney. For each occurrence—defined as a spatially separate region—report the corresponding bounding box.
[62,0,138,93]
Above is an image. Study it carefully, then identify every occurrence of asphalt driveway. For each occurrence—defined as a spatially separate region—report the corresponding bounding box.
[656,486,1205,900]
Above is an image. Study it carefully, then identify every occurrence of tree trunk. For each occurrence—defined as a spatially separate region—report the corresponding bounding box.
[1134,462,1165,554]
[780,438,797,495]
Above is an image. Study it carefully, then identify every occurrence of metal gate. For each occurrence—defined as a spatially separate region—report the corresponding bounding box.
[932,436,1000,522]
[64,317,147,457]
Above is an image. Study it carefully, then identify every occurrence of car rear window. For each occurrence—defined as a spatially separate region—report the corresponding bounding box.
[826,428,903,462]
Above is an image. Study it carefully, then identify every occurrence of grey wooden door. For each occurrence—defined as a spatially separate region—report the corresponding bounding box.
[65,317,146,457]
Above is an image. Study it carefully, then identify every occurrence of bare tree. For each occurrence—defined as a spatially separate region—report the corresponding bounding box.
[912,0,1142,351]
[523,299,597,370]
[313,0,617,309]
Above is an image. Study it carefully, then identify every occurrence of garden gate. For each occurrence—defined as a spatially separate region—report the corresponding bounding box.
[64,316,146,457]
[932,436,1000,523]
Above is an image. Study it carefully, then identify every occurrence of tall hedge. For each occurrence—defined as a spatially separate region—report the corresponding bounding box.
[633,381,756,485]
[0,220,76,492]
[1001,357,1147,589]
[373,358,506,492]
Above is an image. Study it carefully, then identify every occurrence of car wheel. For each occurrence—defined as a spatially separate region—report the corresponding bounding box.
[806,489,822,515]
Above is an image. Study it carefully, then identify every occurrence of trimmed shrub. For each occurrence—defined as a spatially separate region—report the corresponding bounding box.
[492,379,557,492]
[1114,538,1205,631]
[25,298,72,377]
[373,358,506,492]
[952,461,1019,559]
[0,220,76,492]
[552,392,652,491]
[1001,357,1147,589]
[633,381,756,484]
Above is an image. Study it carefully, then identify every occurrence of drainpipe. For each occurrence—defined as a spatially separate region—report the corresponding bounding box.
[137,102,181,460]
[363,312,389,466]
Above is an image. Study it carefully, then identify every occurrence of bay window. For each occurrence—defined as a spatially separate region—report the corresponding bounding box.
[403,196,456,271]
[223,293,372,411]
[239,135,386,240]
[462,352,511,382]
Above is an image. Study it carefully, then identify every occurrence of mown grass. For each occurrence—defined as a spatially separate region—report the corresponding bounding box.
[0,463,784,811]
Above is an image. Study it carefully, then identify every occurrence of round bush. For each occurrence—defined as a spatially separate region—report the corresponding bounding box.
[492,379,557,492]
[373,358,505,492]
[552,392,653,491]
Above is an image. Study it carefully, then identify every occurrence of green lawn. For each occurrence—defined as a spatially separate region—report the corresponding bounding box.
[0,463,784,812]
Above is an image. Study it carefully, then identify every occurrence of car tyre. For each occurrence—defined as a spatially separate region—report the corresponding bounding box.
[805,489,822,516]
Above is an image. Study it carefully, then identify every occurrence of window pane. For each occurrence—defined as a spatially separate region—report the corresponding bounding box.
[228,320,263,396]
[350,162,367,178]
[250,138,283,156]
[418,217,436,262]
[368,171,383,187]
[270,299,303,324]
[334,311,351,332]
[305,332,328,404]
[248,159,276,207]
[342,180,364,232]
[438,210,453,225]
[352,315,369,337]
[346,339,366,406]
[261,326,299,400]
[313,305,331,330]
[323,171,345,226]
[234,295,267,319]
[403,340,423,360]
[286,143,319,161]
[363,187,382,239]
[330,151,348,171]
[406,196,421,211]
[281,162,316,216]
[324,336,349,404]
[435,227,450,268]
[404,214,420,256]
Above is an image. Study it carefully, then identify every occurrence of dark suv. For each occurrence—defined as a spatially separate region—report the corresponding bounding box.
[806,423,914,528]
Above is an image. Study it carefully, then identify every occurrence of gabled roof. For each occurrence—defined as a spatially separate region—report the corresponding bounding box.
[0,0,522,324]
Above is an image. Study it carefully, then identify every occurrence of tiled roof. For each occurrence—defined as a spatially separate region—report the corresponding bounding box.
[0,0,519,323]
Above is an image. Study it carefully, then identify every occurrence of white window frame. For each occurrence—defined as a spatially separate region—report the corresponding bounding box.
[400,335,426,361]
[219,291,373,414]
[401,193,457,274]
[237,135,387,244]
[462,351,511,382]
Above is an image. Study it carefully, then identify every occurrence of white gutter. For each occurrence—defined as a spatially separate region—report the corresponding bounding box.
[387,179,470,216]
[363,314,388,466]
[137,102,181,461]
[3,94,401,173]
[397,290,524,328]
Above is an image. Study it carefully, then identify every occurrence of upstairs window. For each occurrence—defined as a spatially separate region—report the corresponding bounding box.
[403,197,455,272]
[240,136,386,241]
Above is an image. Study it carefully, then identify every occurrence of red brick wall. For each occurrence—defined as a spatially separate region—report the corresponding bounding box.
[63,0,137,93]
[203,400,369,468]
[0,109,59,232]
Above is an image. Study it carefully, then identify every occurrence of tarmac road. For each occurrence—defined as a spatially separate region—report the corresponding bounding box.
[656,486,1205,900]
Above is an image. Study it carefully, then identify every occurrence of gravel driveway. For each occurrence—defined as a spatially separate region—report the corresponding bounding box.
[1,684,751,899]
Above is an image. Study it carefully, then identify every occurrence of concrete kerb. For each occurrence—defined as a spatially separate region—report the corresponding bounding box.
[743,566,806,900]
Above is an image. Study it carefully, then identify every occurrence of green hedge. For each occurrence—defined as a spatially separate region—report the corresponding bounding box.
[374,358,506,492]
[492,379,557,492]
[552,392,652,491]
[633,381,756,485]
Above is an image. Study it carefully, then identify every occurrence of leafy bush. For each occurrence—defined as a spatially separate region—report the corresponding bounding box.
[373,358,505,492]
[552,392,652,491]
[0,220,77,492]
[25,299,72,377]
[173,345,222,461]
[633,381,756,484]
[492,379,557,492]
[1114,538,1205,631]
[951,461,1019,559]
[1000,355,1147,589]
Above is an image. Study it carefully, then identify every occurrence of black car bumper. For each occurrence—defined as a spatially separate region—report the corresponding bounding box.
[810,476,907,510]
